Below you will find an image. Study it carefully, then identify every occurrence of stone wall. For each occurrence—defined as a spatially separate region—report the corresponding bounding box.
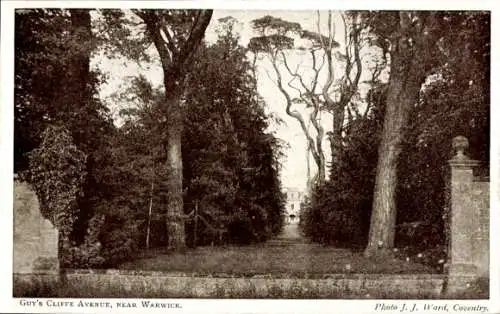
[14,271,447,298]
[447,136,490,294]
[471,180,489,277]
[13,176,59,274]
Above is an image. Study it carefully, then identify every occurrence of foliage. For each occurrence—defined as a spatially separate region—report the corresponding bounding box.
[15,9,135,267]
[396,11,490,248]
[179,17,286,245]
[300,11,489,257]
[66,214,106,268]
[300,86,385,246]
[93,10,153,63]
[86,15,286,255]
[21,125,89,265]
[78,120,172,267]
[14,9,113,172]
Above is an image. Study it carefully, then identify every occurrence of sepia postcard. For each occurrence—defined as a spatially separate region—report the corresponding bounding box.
[1,0,499,313]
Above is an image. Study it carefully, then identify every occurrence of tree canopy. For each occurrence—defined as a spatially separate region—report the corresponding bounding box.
[300,11,489,263]
[15,10,286,267]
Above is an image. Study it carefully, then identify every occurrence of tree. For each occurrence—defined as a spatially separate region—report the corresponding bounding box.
[299,81,386,247]
[132,10,213,250]
[324,12,366,177]
[21,125,91,266]
[182,16,285,244]
[15,9,118,267]
[15,9,113,165]
[107,16,285,247]
[298,11,489,261]
[395,11,490,250]
[249,12,366,185]
[363,12,475,256]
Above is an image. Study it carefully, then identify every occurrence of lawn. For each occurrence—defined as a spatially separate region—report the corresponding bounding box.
[118,242,438,276]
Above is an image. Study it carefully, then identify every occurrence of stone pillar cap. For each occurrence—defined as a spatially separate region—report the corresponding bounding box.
[452,136,470,160]
[449,136,480,167]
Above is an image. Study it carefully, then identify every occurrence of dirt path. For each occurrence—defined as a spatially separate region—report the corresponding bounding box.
[276,223,304,241]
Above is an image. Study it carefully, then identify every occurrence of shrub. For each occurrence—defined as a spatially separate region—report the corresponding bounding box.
[300,115,381,247]
[65,214,106,268]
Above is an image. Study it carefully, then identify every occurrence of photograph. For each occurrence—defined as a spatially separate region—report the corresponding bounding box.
[3,1,497,313]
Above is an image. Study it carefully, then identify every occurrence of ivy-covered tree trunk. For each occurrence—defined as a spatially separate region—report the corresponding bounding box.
[23,126,87,267]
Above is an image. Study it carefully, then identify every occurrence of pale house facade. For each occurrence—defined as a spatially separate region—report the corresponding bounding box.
[283,187,305,224]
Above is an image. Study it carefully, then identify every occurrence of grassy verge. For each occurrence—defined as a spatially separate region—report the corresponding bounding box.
[118,243,437,275]
[393,245,448,273]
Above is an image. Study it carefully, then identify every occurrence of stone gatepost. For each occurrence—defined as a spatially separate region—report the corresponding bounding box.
[446,136,480,294]
[13,175,59,275]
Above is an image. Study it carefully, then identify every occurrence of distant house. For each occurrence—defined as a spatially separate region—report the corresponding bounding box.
[283,187,305,224]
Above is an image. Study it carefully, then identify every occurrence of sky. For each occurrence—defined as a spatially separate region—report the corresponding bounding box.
[94,10,357,191]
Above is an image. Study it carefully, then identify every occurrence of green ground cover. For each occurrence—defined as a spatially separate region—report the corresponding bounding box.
[118,224,437,276]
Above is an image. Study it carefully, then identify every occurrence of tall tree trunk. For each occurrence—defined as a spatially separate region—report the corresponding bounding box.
[314,119,326,185]
[305,139,312,192]
[58,9,92,255]
[146,181,154,249]
[329,105,345,177]
[364,34,428,256]
[136,10,212,251]
[66,9,95,153]
[69,9,91,106]
[363,12,445,257]
[364,78,409,255]
[164,77,186,251]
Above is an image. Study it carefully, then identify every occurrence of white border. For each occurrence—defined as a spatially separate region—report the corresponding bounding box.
[1,1,499,313]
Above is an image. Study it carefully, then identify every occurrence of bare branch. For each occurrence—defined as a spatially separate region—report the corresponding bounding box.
[287,77,305,100]
[322,52,335,105]
[316,11,324,48]
[280,51,314,98]
[328,11,335,54]
[309,49,325,95]
[263,68,279,89]
[338,13,363,112]
[269,54,322,165]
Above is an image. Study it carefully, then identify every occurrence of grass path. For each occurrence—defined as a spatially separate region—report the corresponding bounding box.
[118,224,437,276]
